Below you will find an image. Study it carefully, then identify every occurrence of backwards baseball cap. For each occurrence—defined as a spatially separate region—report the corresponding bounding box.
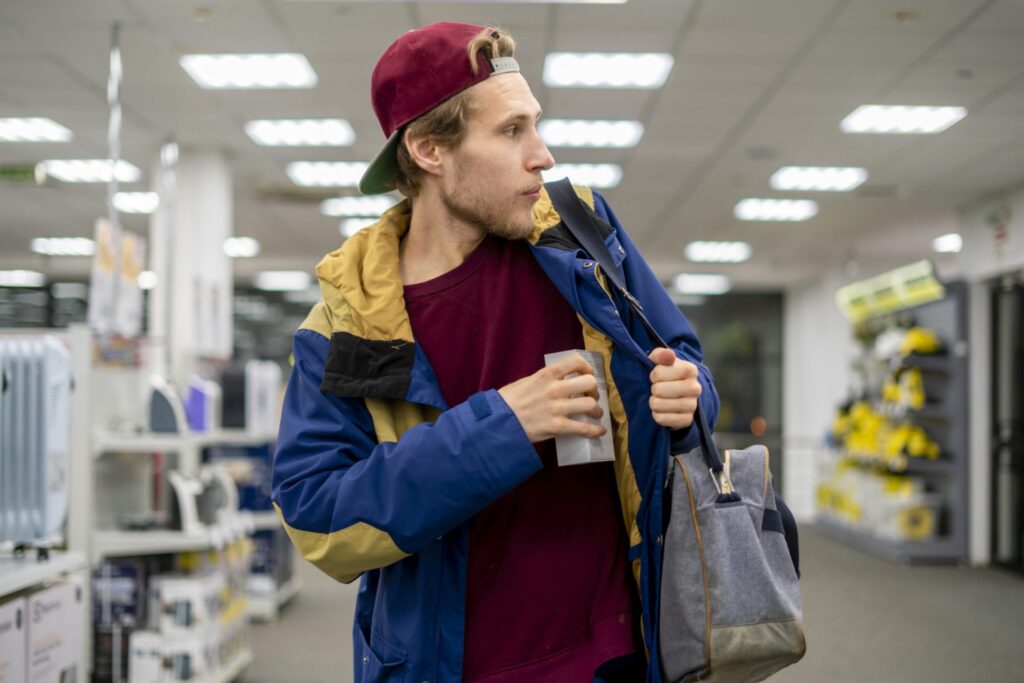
[359,22,520,195]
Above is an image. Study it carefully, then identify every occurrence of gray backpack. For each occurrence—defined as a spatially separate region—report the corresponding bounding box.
[544,178,805,682]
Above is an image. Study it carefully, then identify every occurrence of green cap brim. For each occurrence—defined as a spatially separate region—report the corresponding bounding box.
[359,129,402,195]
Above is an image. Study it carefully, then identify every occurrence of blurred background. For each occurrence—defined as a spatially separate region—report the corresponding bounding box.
[0,1,1022,682]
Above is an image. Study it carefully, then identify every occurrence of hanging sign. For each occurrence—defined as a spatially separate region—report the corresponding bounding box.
[835,260,945,324]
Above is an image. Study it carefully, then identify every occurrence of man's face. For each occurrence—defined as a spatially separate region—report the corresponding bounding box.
[439,73,555,240]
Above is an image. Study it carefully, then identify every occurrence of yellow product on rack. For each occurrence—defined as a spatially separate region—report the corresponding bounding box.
[882,376,901,404]
[899,327,943,357]
[906,427,941,460]
[895,504,937,541]
[900,368,926,409]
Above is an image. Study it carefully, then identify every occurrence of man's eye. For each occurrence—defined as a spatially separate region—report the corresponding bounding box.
[505,125,519,136]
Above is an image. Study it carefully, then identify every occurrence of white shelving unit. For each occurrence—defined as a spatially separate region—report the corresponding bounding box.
[251,510,281,531]
[248,575,304,622]
[63,325,280,682]
[215,648,254,683]
[0,551,88,598]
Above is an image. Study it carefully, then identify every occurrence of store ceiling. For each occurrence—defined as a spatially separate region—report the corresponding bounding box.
[1,0,1023,289]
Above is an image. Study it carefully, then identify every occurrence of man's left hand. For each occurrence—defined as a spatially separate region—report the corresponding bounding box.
[648,348,701,429]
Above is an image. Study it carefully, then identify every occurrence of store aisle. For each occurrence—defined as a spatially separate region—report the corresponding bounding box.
[247,558,358,683]
[248,528,1024,682]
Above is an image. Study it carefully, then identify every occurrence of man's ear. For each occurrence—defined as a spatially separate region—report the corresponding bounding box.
[404,130,443,177]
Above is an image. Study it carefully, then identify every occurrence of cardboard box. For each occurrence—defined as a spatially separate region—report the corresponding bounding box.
[128,631,162,683]
[0,598,27,683]
[27,578,84,683]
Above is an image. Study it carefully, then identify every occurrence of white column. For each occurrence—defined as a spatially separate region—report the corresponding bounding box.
[148,150,234,389]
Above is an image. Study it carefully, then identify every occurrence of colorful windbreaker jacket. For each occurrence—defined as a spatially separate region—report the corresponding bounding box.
[272,186,719,683]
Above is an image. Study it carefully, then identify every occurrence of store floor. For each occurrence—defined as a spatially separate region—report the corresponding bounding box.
[247,527,1024,682]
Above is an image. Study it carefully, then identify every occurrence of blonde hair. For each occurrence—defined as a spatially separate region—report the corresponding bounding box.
[394,27,517,197]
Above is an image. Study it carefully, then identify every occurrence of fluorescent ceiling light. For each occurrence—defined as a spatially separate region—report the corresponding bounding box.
[341,218,378,238]
[539,120,644,148]
[734,198,818,222]
[321,195,397,218]
[841,105,967,134]
[0,270,45,287]
[180,53,318,89]
[138,270,157,290]
[30,237,95,257]
[544,53,673,88]
[246,118,355,147]
[673,274,731,296]
[770,166,868,192]
[932,233,962,254]
[0,117,73,143]
[38,159,141,183]
[292,1,627,4]
[287,161,368,187]
[543,163,622,189]
[254,270,311,292]
[223,236,261,258]
[114,191,159,214]
[685,241,752,264]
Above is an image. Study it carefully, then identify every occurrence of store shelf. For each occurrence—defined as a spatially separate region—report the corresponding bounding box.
[248,576,303,622]
[95,529,216,558]
[93,430,276,457]
[214,648,254,683]
[815,517,961,565]
[0,551,87,598]
[899,354,950,373]
[250,511,281,531]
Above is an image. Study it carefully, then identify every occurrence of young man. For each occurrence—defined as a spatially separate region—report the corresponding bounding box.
[272,22,719,683]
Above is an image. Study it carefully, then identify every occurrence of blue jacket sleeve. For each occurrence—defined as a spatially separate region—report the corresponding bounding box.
[591,192,720,453]
[271,328,543,582]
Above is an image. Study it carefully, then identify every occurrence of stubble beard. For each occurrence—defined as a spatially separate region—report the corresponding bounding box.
[441,163,535,241]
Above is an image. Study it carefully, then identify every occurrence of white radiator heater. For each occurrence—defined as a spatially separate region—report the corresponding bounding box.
[0,336,72,548]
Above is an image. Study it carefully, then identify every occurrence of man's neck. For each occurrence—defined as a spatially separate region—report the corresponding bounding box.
[400,190,487,286]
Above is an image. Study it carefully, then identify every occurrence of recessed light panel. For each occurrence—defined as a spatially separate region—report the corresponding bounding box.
[932,233,962,253]
[114,191,160,214]
[180,53,318,89]
[544,53,673,88]
[223,237,261,258]
[138,271,157,290]
[841,105,966,134]
[0,118,72,143]
[246,119,355,146]
[770,166,867,192]
[543,163,622,189]
[0,270,45,287]
[321,196,397,217]
[287,161,368,187]
[30,238,95,257]
[673,274,731,295]
[38,159,141,183]
[255,271,312,291]
[734,198,818,222]
[685,241,752,263]
[539,120,644,148]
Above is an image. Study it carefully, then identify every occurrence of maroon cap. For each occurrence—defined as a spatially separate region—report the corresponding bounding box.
[359,22,520,195]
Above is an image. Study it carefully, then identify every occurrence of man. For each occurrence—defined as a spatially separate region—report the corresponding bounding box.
[272,22,719,683]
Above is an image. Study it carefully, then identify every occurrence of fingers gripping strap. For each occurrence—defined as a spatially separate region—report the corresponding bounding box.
[543,178,722,472]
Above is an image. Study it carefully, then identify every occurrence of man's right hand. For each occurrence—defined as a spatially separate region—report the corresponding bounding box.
[497,353,607,443]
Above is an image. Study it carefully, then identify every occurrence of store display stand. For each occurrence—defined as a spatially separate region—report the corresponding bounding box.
[819,282,970,565]
[64,324,280,681]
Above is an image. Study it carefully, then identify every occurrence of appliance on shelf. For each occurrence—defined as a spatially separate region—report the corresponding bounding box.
[0,335,72,549]
[148,375,187,434]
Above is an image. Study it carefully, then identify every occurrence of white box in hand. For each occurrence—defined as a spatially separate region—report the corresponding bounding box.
[543,350,615,467]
